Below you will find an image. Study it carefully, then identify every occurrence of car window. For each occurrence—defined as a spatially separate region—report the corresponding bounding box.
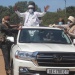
[19,29,71,44]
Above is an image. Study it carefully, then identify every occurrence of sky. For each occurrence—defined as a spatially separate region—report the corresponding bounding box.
[0,0,75,12]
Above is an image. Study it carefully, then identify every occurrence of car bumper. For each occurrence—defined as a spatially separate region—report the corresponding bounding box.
[13,59,75,75]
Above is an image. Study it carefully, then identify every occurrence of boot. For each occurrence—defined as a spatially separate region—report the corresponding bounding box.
[6,69,11,75]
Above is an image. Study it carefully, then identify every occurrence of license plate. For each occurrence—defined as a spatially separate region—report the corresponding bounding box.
[47,69,69,74]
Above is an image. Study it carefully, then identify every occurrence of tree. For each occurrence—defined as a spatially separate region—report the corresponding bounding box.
[66,6,75,17]
[0,1,75,26]
[0,1,41,24]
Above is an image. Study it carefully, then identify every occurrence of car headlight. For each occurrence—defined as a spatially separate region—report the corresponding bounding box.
[15,50,34,60]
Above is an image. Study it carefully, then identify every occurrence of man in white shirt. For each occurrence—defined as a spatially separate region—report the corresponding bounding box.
[14,2,49,26]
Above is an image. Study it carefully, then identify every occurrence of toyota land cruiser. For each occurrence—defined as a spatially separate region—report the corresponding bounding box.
[10,26,75,75]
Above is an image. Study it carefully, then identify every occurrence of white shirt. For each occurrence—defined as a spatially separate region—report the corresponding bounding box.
[15,11,46,26]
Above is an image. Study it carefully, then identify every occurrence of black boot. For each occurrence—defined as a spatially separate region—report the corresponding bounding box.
[6,72,9,75]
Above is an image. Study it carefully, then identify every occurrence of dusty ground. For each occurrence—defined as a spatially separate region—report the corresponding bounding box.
[0,49,6,75]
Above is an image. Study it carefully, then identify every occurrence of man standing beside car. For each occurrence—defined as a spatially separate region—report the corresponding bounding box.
[0,15,21,75]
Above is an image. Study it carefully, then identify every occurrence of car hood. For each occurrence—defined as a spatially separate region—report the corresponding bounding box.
[18,43,75,52]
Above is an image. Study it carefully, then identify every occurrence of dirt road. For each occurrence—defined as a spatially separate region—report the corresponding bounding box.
[0,50,6,75]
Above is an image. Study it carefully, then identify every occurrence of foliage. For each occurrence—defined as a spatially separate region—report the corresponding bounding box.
[0,1,75,26]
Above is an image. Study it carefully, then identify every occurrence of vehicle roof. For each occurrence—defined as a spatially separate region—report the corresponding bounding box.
[21,26,62,30]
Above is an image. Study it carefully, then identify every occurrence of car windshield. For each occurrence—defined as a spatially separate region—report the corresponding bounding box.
[19,28,71,44]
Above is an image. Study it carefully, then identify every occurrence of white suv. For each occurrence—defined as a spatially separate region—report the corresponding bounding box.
[10,26,75,75]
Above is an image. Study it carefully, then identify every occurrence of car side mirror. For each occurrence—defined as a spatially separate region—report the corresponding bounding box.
[73,39,75,45]
[6,36,14,43]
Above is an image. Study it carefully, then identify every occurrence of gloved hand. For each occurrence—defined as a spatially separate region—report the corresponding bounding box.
[44,5,50,12]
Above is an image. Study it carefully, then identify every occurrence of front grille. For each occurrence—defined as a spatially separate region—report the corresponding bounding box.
[36,52,75,67]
